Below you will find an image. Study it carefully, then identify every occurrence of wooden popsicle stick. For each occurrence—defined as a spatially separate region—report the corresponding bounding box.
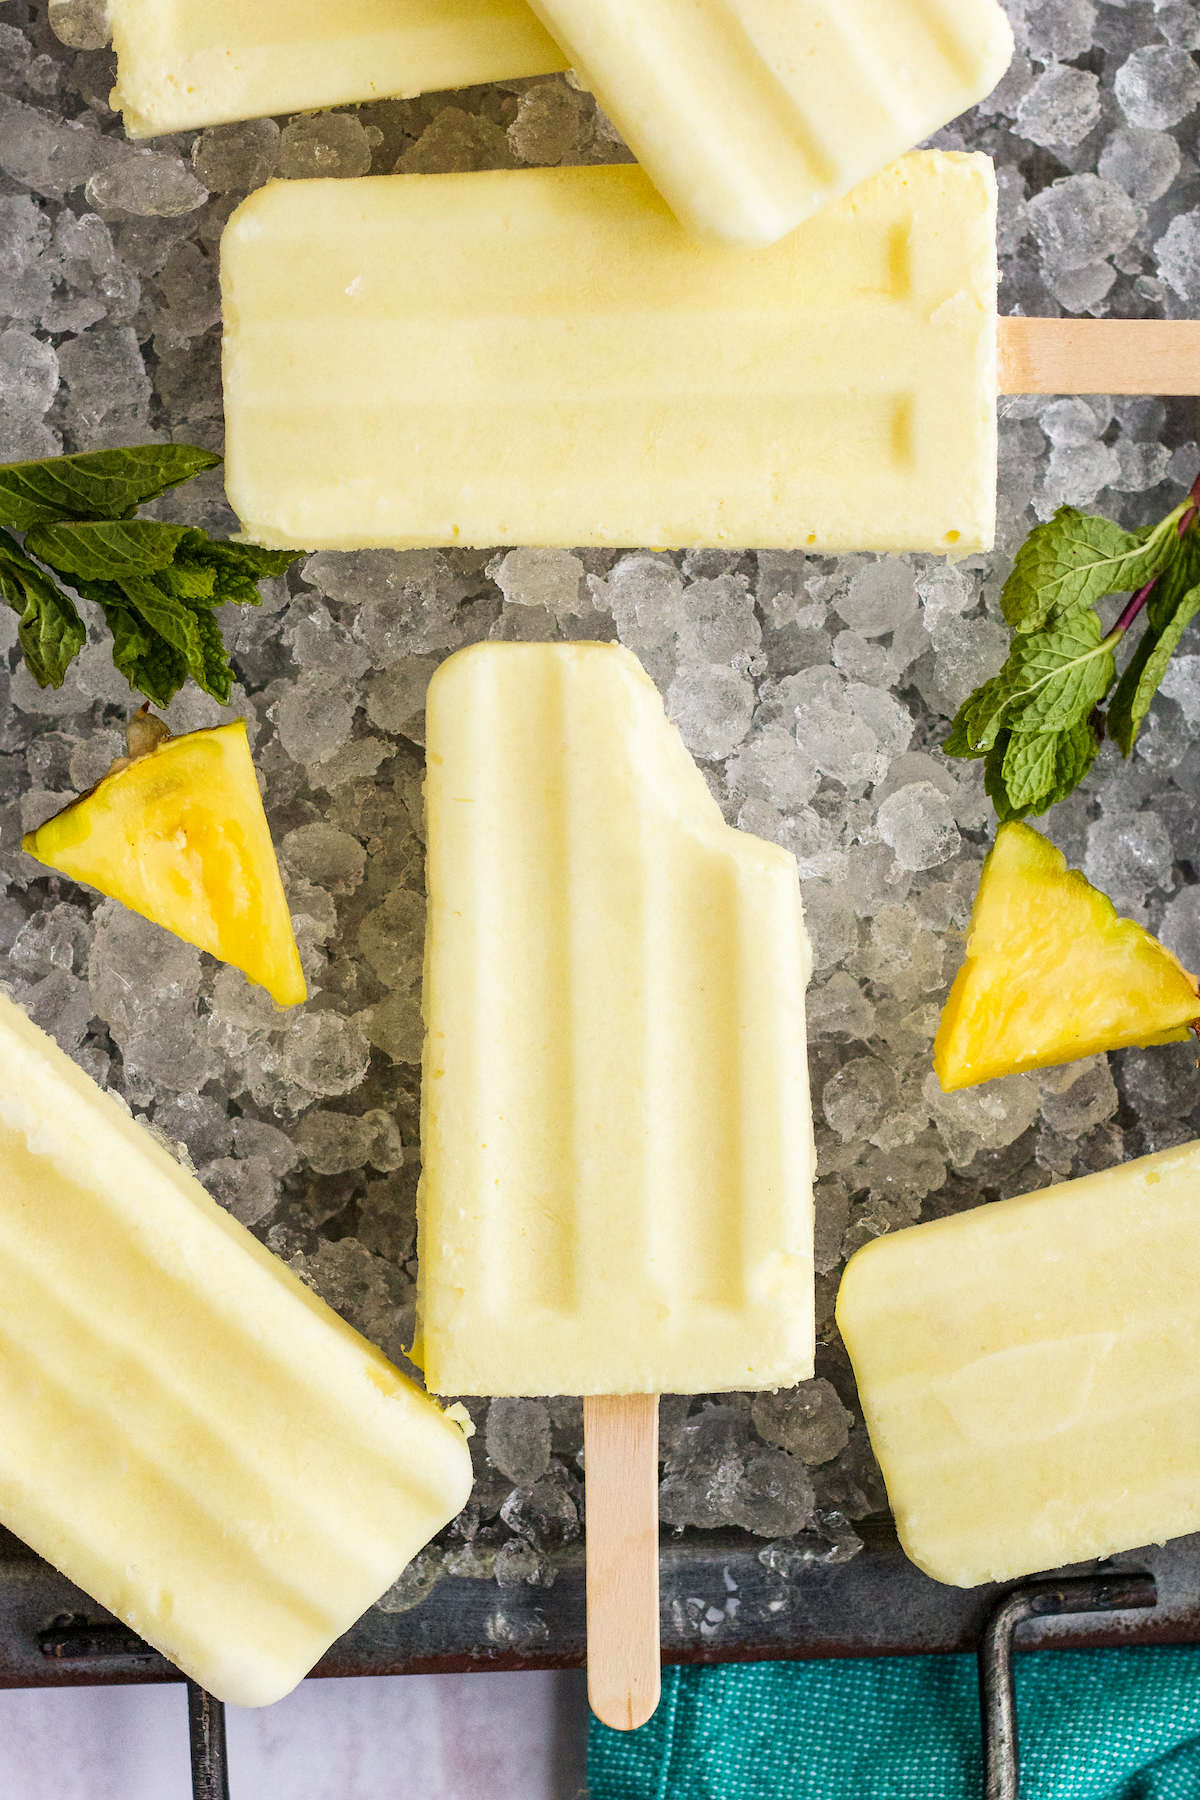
[583,1394,661,1731]
[998,317,1200,395]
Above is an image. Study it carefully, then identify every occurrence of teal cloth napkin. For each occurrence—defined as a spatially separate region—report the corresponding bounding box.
[589,1648,1200,1800]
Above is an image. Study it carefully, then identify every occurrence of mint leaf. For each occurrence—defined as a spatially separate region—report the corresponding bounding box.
[77,575,199,710]
[1044,716,1100,807]
[1,447,302,707]
[192,607,235,703]
[0,446,221,529]
[945,612,1117,756]
[1002,731,1061,811]
[117,574,206,678]
[945,671,1016,758]
[0,528,85,687]
[1108,536,1200,757]
[199,540,295,607]
[1001,716,1101,814]
[1003,610,1118,733]
[984,717,1100,820]
[77,581,178,708]
[983,729,1023,823]
[24,519,205,577]
[1001,502,1190,634]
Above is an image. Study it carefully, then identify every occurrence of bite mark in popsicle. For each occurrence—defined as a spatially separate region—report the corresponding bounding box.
[416,642,815,1726]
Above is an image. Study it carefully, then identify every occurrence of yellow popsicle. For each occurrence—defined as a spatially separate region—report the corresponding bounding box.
[109,0,566,138]
[0,992,472,1706]
[220,153,999,555]
[416,641,815,1397]
[838,1144,1200,1587]
[527,0,1013,245]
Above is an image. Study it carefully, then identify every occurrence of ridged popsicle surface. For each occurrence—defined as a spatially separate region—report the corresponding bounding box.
[839,1145,1200,1587]
[0,994,472,1707]
[418,643,815,1396]
[110,0,565,138]
[222,155,999,555]
[528,0,1014,245]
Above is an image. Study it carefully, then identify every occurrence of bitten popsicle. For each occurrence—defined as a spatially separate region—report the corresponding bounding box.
[220,152,999,557]
[416,642,816,1726]
[525,0,1014,246]
[0,991,472,1707]
[109,0,565,138]
[838,1143,1200,1588]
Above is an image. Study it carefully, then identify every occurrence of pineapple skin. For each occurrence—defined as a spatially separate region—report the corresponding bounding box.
[934,822,1199,1092]
[22,721,306,1008]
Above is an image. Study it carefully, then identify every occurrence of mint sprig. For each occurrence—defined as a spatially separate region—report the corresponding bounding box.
[945,471,1200,821]
[0,447,301,708]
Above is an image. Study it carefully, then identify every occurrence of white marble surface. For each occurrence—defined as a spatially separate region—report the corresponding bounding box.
[0,1669,589,1799]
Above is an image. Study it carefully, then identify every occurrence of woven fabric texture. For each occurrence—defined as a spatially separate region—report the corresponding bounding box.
[589,1648,1200,1800]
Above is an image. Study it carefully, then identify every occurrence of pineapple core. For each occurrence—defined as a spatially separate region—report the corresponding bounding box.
[934,821,1198,1092]
[23,719,306,1007]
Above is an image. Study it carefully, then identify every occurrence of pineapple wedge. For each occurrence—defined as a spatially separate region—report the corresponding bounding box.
[23,716,306,1007]
[934,821,1198,1091]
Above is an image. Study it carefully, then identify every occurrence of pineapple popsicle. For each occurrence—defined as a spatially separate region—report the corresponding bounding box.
[416,642,815,1399]
[109,0,566,139]
[221,152,999,556]
[526,0,1013,246]
[417,640,814,1730]
[838,1144,1200,1588]
[0,991,472,1708]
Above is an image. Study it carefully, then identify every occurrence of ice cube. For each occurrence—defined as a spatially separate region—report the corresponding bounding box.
[1156,210,1200,304]
[876,782,961,872]
[823,1057,899,1143]
[1027,174,1137,273]
[279,113,373,181]
[726,1448,815,1538]
[1114,45,1200,130]
[48,0,110,49]
[839,560,918,638]
[397,107,515,176]
[1024,0,1098,62]
[1015,64,1101,149]
[1159,884,1200,974]
[1038,1056,1119,1139]
[923,1069,1042,1168]
[280,823,367,895]
[375,1547,444,1613]
[192,119,280,194]
[85,149,207,218]
[752,1379,853,1465]
[666,664,754,760]
[486,1398,553,1487]
[1099,127,1182,204]
[0,327,57,417]
[508,80,594,166]
[296,1108,404,1175]
[488,547,586,617]
[1084,810,1174,916]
